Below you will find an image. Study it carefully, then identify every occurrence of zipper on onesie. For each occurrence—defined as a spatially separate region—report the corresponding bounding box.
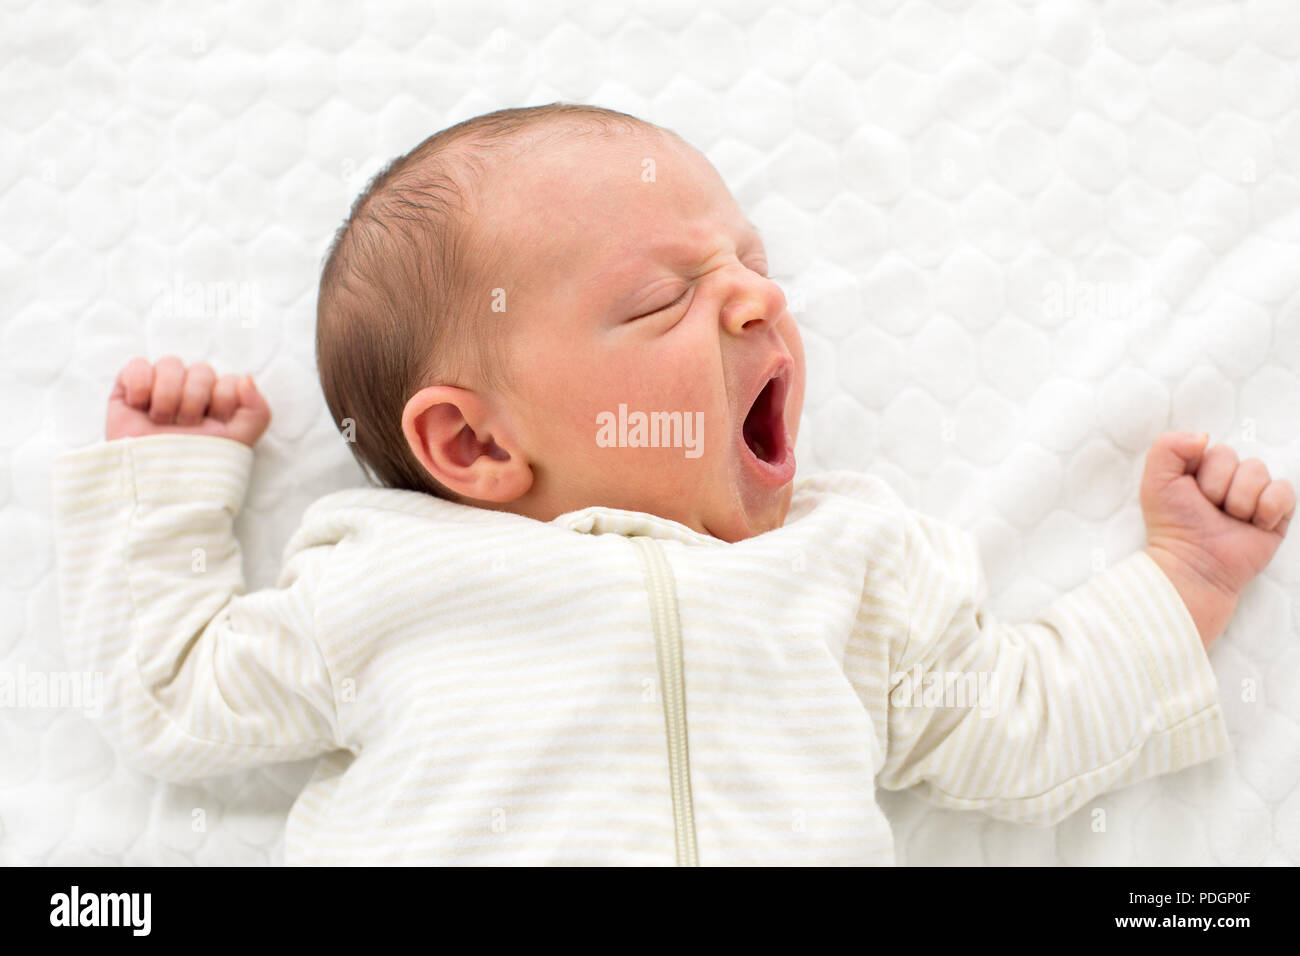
[630,535,700,867]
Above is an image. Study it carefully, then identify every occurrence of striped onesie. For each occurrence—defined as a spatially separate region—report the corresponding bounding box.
[52,434,1230,865]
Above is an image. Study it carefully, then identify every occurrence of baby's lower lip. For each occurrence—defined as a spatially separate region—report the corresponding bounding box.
[737,429,796,487]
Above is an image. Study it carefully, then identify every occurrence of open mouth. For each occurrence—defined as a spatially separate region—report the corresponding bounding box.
[742,372,789,466]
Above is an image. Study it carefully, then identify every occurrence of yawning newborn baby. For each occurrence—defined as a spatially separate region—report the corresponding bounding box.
[315,101,806,543]
[53,103,1295,865]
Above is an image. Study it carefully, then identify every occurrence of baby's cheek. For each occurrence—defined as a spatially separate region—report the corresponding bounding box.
[573,400,610,456]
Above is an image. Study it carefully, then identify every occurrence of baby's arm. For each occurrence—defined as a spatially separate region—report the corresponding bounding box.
[862,432,1292,827]
[53,358,347,784]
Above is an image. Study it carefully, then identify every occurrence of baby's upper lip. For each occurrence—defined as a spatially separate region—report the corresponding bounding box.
[742,353,794,421]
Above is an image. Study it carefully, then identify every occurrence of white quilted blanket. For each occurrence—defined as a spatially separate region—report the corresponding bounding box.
[3,0,1298,865]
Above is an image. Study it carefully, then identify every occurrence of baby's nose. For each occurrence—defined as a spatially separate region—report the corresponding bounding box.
[721,272,786,335]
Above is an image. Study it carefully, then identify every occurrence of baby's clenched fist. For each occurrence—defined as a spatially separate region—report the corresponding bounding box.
[105,356,271,448]
[1140,431,1295,648]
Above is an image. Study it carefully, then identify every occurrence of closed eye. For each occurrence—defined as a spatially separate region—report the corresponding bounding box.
[629,288,690,321]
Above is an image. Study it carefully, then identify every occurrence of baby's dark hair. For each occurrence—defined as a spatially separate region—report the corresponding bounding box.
[316,102,666,499]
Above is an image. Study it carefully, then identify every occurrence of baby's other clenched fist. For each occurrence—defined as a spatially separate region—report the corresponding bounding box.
[105,356,271,448]
[1141,431,1295,648]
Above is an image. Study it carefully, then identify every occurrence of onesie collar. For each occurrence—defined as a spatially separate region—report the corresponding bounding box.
[550,506,721,547]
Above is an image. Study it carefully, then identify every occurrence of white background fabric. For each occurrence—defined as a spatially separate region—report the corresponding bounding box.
[2,0,1298,865]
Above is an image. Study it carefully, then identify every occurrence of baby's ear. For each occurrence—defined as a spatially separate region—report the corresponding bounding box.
[402,386,532,503]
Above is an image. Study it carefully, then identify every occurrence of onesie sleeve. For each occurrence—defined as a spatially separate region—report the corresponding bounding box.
[52,434,348,784]
[869,504,1231,827]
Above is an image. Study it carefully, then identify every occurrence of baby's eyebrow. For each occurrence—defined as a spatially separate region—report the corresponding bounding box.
[644,219,764,262]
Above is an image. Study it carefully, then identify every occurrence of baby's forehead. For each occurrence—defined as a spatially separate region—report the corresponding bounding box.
[479,128,730,233]
[460,124,745,286]
[482,122,691,189]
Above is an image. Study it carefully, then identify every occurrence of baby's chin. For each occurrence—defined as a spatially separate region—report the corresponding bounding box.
[704,483,794,543]
[746,485,794,538]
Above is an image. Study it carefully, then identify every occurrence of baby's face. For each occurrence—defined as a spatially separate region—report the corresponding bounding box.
[483,128,805,542]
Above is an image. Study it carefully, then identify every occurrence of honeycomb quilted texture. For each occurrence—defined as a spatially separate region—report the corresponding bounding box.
[2,0,1299,865]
